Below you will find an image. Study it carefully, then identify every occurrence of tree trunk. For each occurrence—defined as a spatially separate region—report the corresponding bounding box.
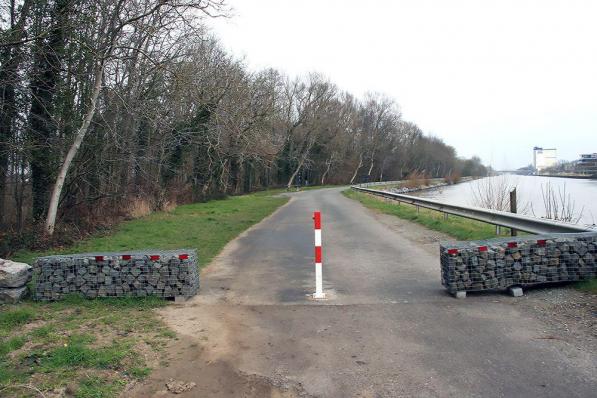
[0,0,32,225]
[0,64,15,224]
[28,0,69,221]
[379,158,388,181]
[367,158,375,178]
[286,138,314,189]
[14,156,26,232]
[45,62,104,235]
[287,155,306,189]
[321,158,332,185]
[350,153,363,184]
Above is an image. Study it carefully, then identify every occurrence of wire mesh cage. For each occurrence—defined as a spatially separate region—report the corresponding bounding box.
[440,233,597,293]
[33,249,199,301]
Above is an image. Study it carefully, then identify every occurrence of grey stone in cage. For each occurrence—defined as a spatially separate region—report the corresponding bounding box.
[33,249,199,301]
[440,233,597,293]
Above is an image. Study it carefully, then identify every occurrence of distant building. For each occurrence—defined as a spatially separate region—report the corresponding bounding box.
[577,153,597,175]
[533,147,557,172]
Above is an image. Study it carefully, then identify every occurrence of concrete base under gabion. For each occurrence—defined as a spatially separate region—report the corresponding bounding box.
[440,233,597,297]
[33,249,199,301]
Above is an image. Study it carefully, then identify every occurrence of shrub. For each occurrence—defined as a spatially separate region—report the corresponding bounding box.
[444,171,462,185]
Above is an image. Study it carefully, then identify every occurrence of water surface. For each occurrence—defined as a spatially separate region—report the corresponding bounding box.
[415,175,597,226]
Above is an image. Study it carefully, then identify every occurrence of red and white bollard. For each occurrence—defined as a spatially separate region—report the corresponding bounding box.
[313,211,326,299]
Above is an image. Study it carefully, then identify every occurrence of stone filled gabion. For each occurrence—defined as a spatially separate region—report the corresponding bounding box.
[33,249,199,301]
[440,233,597,293]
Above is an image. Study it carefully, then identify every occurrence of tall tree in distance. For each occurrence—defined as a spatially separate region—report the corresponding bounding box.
[27,0,69,221]
[0,0,32,226]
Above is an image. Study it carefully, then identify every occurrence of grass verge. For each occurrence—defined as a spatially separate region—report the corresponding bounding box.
[0,296,169,398]
[13,190,288,266]
[343,189,513,241]
[575,279,597,294]
[1,190,289,397]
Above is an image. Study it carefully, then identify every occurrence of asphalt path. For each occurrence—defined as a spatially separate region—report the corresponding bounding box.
[132,187,596,397]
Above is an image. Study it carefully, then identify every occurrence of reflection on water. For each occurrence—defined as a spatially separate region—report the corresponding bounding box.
[415,175,597,226]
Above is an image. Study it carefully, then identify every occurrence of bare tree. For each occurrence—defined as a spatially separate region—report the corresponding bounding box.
[44,0,227,235]
[282,74,336,189]
[470,175,526,212]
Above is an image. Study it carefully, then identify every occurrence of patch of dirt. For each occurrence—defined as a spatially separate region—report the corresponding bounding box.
[20,319,48,333]
[514,286,597,353]
[125,334,306,398]
[131,338,165,369]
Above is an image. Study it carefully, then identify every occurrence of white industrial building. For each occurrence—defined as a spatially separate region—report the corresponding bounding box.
[533,147,557,172]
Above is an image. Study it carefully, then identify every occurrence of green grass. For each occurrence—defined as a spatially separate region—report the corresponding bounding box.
[1,189,290,397]
[0,308,35,333]
[576,278,597,294]
[0,295,174,397]
[30,324,55,339]
[13,190,289,266]
[0,337,26,358]
[343,189,513,241]
[127,366,151,379]
[75,376,126,398]
[48,344,126,369]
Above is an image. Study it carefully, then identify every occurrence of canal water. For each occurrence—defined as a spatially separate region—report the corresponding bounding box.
[415,175,597,226]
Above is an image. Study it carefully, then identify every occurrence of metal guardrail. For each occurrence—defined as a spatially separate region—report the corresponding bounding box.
[351,185,596,235]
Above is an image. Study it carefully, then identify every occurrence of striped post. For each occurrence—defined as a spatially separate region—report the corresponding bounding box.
[313,211,326,299]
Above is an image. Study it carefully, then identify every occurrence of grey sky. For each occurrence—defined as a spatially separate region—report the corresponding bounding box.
[207,0,597,170]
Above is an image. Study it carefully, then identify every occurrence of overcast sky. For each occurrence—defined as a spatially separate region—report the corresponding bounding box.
[207,0,597,170]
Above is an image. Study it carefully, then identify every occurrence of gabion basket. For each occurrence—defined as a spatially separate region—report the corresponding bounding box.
[440,233,597,293]
[33,249,199,301]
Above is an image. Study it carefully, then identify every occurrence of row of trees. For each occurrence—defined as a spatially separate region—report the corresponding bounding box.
[0,0,487,245]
